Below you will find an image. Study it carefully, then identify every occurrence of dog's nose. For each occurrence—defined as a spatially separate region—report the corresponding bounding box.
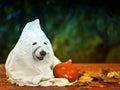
[40,50,46,56]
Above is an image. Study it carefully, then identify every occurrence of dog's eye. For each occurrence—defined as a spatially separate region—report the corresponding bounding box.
[44,42,47,45]
[32,42,37,45]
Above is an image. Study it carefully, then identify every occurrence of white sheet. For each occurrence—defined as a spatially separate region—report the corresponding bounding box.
[5,19,70,86]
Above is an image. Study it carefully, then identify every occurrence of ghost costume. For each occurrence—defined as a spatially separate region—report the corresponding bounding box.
[5,19,71,86]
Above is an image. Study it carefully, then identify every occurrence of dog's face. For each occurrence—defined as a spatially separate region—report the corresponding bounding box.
[32,41,53,62]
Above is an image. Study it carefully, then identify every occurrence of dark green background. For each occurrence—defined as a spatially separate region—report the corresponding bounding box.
[0,0,120,63]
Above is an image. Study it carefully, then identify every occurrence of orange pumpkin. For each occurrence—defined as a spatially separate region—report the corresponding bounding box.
[53,60,79,82]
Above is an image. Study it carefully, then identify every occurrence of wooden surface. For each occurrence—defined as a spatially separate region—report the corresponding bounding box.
[0,64,120,90]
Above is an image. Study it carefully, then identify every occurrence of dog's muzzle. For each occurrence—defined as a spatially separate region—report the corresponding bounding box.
[33,47,46,61]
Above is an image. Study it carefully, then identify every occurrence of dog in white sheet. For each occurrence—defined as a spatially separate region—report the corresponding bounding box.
[5,19,70,86]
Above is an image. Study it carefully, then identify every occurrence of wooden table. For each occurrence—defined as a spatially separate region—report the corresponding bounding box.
[0,64,120,90]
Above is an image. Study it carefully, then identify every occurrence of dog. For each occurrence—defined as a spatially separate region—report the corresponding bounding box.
[5,19,69,86]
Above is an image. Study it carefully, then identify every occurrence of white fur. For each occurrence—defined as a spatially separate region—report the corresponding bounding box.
[5,19,70,86]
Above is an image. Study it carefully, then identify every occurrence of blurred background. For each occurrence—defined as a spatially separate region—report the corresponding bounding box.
[0,0,120,63]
